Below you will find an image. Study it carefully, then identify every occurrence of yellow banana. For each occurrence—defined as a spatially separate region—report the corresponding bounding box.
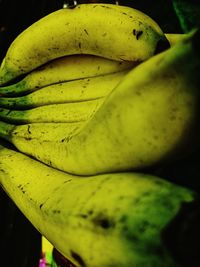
[0,98,104,124]
[64,28,200,175]
[0,70,128,108]
[0,3,167,85]
[0,29,199,175]
[0,121,84,142]
[165,29,197,47]
[0,145,197,267]
[0,54,135,96]
[165,32,190,46]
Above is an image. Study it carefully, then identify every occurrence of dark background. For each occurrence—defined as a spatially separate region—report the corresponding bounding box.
[0,1,200,266]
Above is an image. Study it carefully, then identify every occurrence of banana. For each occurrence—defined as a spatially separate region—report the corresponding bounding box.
[62,28,200,175]
[0,70,128,108]
[0,121,85,143]
[165,33,190,46]
[0,3,167,85]
[0,29,199,175]
[0,145,198,267]
[0,97,104,124]
[0,55,135,96]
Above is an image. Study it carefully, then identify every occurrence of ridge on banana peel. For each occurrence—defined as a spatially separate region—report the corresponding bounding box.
[0,145,199,267]
[0,55,135,96]
[0,29,199,176]
[0,70,128,109]
[0,3,167,85]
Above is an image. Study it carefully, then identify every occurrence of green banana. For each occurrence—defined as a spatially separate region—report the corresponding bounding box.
[0,145,198,267]
[0,98,104,124]
[0,55,135,96]
[0,70,128,109]
[0,3,167,85]
[0,29,199,175]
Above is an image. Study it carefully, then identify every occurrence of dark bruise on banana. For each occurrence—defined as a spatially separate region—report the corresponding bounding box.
[133,29,144,40]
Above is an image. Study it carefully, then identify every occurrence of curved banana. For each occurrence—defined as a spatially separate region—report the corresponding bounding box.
[0,97,104,124]
[0,29,199,175]
[0,55,135,96]
[0,3,167,85]
[64,28,200,175]
[164,29,197,47]
[0,70,128,108]
[0,121,85,142]
[165,33,190,46]
[0,145,197,267]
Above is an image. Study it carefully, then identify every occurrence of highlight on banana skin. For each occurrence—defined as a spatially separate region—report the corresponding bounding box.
[0,2,200,267]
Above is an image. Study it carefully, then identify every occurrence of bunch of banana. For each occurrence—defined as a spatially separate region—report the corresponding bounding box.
[0,70,128,108]
[0,69,129,124]
[0,3,166,86]
[1,28,199,175]
[0,3,169,173]
[0,99,106,123]
[0,145,199,267]
[0,3,199,267]
[0,55,135,96]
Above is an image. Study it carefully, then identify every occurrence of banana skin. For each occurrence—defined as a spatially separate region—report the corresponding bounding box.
[0,145,198,267]
[0,3,166,85]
